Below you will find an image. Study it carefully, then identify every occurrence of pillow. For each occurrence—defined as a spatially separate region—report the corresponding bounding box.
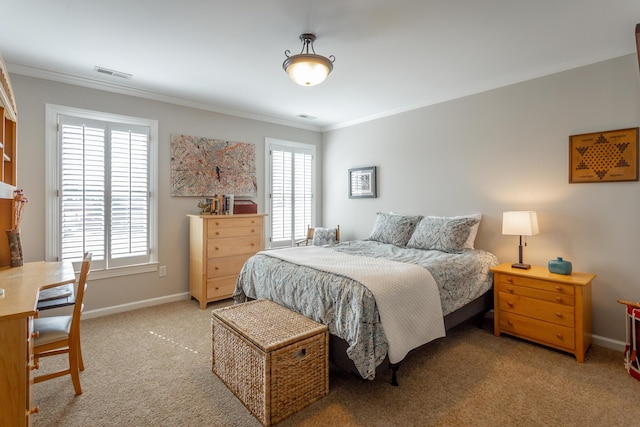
[406,216,480,253]
[368,212,422,246]
[311,227,337,246]
[456,213,482,249]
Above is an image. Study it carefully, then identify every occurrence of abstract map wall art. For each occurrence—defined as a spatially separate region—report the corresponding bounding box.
[170,134,257,196]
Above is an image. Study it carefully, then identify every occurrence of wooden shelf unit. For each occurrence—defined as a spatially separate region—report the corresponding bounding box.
[0,52,18,268]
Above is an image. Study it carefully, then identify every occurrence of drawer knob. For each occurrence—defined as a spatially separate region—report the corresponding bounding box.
[30,362,40,371]
[555,312,563,318]
[31,331,39,339]
[556,297,563,303]
[250,243,255,247]
[556,333,564,340]
[214,247,219,251]
[507,301,514,308]
[30,406,40,415]
[506,277,514,283]
[507,320,514,326]
[215,231,220,236]
[214,266,219,270]
[507,287,514,293]
[555,286,563,292]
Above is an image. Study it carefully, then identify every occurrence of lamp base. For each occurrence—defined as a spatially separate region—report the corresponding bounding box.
[511,262,531,270]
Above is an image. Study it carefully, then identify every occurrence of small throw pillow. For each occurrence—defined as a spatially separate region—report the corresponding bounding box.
[312,227,337,246]
[368,212,422,246]
[452,213,482,249]
[407,216,480,253]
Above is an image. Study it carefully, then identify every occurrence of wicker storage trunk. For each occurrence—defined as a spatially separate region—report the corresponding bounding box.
[212,299,329,426]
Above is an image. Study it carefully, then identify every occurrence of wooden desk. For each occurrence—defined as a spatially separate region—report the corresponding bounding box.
[0,261,76,427]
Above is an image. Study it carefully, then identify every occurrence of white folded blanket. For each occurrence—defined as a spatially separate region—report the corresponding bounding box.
[261,246,445,364]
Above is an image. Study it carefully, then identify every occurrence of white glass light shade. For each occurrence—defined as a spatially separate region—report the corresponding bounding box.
[502,211,540,236]
[284,54,333,86]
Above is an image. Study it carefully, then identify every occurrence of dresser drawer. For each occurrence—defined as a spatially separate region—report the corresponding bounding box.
[207,253,253,278]
[207,236,262,257]
[497,273,575,296]
[498,282,574,306]
[208,225,261,239]
[498,292,575,327]
[207,276,237,299]
[207,217,263,229]
[500,311,575,351]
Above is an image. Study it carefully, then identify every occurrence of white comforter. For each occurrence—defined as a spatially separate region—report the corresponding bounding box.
[262,246,445,364]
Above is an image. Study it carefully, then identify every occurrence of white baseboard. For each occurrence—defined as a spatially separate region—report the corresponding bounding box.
[82,292,191,320]
[79,297,629,355]
[592,334,625,352]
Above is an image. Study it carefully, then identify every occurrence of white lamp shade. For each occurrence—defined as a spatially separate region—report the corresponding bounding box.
[284,54,332,86]
[502,211,539,236]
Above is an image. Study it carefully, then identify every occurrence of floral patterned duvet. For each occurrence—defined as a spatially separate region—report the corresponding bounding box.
[233,240,498,380]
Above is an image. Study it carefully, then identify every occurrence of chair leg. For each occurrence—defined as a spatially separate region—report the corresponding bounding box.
[68,342,82,395]
[78,341,85,372]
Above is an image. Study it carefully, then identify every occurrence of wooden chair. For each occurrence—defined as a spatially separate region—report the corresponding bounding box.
[33,252,92,395]
[296,225,340,246]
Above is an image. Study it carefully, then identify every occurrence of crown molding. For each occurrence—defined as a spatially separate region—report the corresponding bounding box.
[6,63,322,132]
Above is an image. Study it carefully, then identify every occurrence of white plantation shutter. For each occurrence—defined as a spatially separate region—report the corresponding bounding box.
[269,142,314,248]
[58,115,150,268]
[110,125,149,264]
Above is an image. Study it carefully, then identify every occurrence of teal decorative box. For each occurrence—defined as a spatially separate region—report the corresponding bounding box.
[548,257,572,275]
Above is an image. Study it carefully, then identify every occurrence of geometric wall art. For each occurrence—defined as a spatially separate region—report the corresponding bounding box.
[569,127,639,183]
[170,134,257,196]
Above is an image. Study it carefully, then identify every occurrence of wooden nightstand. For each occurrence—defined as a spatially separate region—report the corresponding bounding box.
[491,263,596,362]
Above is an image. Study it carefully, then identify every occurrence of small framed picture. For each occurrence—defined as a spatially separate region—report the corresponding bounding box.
[348,166,377,198]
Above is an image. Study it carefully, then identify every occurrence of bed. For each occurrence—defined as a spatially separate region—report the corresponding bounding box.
[233,212,499,384]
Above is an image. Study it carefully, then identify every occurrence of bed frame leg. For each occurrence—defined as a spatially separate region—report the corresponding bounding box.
[390,363,400,386]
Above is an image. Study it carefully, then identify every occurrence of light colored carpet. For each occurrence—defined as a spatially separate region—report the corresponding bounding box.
[32,299,640,426]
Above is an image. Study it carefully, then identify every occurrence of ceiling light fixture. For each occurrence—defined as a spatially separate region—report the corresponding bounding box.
[283,33,335,87]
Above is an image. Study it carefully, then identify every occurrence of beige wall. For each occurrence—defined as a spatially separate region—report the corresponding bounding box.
[323,54,640,346]
[11,74,322,314]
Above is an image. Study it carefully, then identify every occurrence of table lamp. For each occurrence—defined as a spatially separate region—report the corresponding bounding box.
[502,211,539,269]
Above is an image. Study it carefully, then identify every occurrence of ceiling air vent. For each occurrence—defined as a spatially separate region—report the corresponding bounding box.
[94,66,132,80]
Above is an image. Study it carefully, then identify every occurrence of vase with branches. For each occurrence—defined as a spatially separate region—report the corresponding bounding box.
[6,189,28,266]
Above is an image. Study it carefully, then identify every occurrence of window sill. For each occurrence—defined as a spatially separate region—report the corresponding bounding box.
[86,262,158,280]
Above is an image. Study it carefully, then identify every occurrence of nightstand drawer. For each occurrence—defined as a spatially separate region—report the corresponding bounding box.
[498,282,574,306]
[497,273,575,296]
[498,292,575,327]
[500,311,575,351]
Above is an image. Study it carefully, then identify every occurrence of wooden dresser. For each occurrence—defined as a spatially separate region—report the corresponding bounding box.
[188,214,265,309]
[491,263,596,362]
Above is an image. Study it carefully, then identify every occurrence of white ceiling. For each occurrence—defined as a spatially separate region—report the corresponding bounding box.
[1,0,639,131]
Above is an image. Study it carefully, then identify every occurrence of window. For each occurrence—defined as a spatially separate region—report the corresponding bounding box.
[46,104,158,277]
[266,138,316,248]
